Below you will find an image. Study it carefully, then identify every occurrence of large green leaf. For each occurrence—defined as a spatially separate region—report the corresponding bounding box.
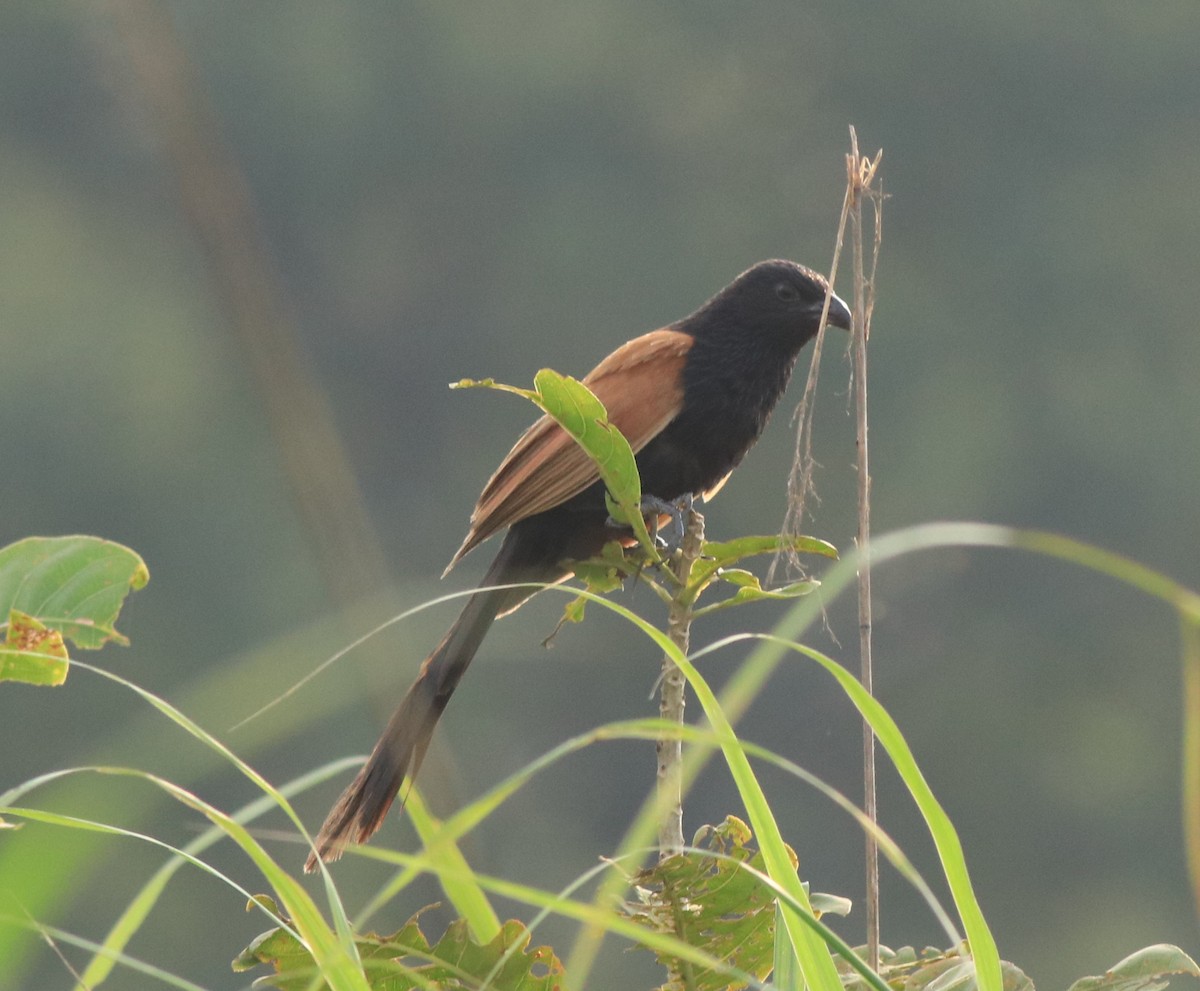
[626,816,850,991]
[0,536,149,685]
[0,536,148,649]
[235,900,566,991]
[531,369,642,520]
[836,945,1033,991]
[1068,945,1200,991]
[452,371,658,555]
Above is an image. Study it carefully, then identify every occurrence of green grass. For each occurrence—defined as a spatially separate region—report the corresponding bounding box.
[2,522,1197,989]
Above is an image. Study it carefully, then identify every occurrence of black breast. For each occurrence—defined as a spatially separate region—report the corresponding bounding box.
[634,330,801,500]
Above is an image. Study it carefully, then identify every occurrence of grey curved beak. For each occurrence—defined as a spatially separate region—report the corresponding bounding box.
[822,292,852,331]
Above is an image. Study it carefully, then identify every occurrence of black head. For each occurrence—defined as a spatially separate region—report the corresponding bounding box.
[684,259,851,341]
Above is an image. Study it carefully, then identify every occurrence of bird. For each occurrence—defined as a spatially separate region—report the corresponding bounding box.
[305,259,851,870]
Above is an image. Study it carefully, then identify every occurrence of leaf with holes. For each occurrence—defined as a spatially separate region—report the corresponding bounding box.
[837,945,1034,991]
[625,816,849,991]
[0,610,70,686]
[235,900,567,991]
[1068,945,1200,991]
[0,537,148,685]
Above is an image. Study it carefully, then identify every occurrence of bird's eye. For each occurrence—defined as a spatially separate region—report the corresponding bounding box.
[775,282,800,302]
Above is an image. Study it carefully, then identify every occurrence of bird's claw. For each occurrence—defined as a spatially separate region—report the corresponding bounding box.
[607,493,696,556]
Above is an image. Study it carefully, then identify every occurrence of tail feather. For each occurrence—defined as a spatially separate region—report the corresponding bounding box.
[304,533,558,871]
[304,676,441,869]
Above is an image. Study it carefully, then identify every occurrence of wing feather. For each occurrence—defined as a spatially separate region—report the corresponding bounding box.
[445,328,690,572]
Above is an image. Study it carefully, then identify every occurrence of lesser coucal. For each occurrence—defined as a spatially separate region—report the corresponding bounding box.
[306,259,850,869]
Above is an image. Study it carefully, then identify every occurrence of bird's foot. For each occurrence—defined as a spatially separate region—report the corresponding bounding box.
[607,493,695,555]
[647,493,695,554]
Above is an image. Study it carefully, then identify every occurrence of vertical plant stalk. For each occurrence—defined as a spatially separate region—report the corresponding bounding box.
[846,127,884,970]
[1182,616,1200,922]
[658,505,706,860]
[96,0,390,608]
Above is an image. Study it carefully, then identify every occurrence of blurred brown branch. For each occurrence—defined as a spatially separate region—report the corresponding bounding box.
[97,0,389,609]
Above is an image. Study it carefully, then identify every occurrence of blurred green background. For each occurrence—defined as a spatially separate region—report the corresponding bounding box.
[2,1,1198,988]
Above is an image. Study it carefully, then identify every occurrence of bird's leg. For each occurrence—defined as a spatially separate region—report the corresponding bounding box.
[608,493,695,554]
[649,492,695,554]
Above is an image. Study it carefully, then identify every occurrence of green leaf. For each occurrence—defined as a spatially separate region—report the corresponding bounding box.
[716,568,760,588]
[1068,945,1200,991]
[69,765,361,991]
[744,580,819,601]
[0,610,69,686]
[531,369,608,453]
[626,816,848,991]
[809,891,853,917]
[773,904,803,991]
[836,946,1034,991]
[558,543,632,626]
[560,596,589,625]
[235,910,567,991]
[684,568,819,619]
[0,536,149,651]
[531,370,647,538]
[570,556,628,597]
[688,535,836,599]
[702,534,838,568]
[719,570,819,602]
[748,635,1002,991]
[453,370,659,558]
[403,787,502,944]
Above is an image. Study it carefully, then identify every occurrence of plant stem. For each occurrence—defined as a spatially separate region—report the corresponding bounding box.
[658,503,705,860]
[1181,616,1200,922]
[846,126,884,971]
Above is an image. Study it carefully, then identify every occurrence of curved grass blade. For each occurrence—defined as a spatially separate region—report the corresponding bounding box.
[350,710,958,954]
[15,659,370,990]
[0,800,293,936]
[703,631,1001,991]
[353,845,772,990]
[7,768,370,991]
[0,914,210,991]
[403,787,501,943]
[498,585,846,991]
[71,761,358,990]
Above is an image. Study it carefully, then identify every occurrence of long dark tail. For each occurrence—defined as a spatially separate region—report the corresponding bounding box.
[305,535,546,870]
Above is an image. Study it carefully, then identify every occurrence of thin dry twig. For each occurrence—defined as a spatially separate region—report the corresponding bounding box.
[767,188,853,587]
[846,127,884,970]
[775,126,884,967]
